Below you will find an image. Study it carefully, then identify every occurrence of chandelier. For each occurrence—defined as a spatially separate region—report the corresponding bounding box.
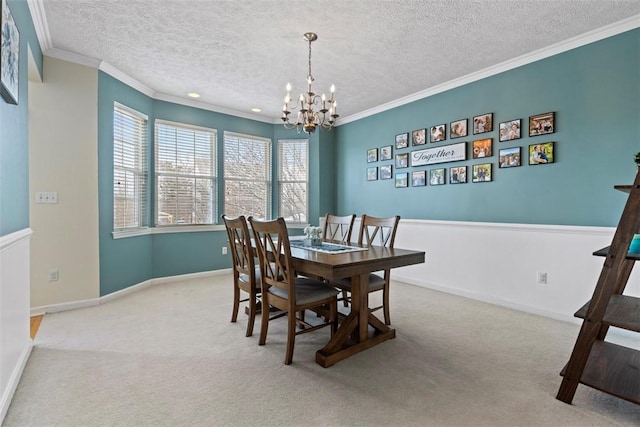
[281,32,338,134]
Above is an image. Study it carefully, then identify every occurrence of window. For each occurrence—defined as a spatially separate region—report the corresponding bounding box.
[278,139,308,223]
[113,103,148,230]
[155,121,217,225]
[224,132,272,219]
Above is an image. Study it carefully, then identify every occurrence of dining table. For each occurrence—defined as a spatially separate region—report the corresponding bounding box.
[287,239,425,367]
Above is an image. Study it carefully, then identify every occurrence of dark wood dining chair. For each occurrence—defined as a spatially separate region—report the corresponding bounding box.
[330,214,400,325]
[248,217,338,365]
[322,213,356,243]
[222,214,261,337]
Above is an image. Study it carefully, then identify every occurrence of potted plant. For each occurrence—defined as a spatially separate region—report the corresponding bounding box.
[635,152,640,167]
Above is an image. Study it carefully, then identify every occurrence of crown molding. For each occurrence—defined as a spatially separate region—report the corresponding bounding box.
[26,0,51,51]
[45,47,101,68]
[97,61,156,97]
[338,14,640,125]
[154,93,274,124]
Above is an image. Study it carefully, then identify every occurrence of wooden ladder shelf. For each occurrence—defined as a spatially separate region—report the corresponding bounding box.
[557,169,640,405]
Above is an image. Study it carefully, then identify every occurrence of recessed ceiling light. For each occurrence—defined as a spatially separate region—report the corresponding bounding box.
[187,92,200,98]
[251,107,262,113]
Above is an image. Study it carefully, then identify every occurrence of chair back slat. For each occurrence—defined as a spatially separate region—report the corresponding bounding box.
[222,215,255,278]
[323,213,356,243]
[358,215,400,248]
[249,217,296,307]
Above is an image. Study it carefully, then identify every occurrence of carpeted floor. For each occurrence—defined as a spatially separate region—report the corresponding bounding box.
[3,275,639,426]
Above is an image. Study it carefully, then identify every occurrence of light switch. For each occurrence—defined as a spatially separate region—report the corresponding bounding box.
[35,192,58,204]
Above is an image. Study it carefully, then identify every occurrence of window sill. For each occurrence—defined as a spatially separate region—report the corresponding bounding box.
[112,224,225,239]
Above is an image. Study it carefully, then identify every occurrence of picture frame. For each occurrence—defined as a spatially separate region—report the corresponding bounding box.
[450,119,468,139]
[429,168,446,185]
[499,146,521,168]
[380,145,393,161]
[411,141,467,167]
[380,164,393,180]
[367,167,378,181]
[449,166,467,184]
[529,112,555,136]
[395,152,409,169]
[411,170,426,187]
[473,113,493,134]
[472,163,492,182]
[1,0,20,105]
[412,128,426,146]
[367,148,378,163]
[395,172,408,188]
[430,124,446,143]
[499,119,521,142]
[395,132,409,149]
[472,138,493,159]
[528,142,555,165]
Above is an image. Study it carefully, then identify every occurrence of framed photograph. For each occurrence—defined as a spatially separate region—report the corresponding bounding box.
[367,167,378,181]
[449,166,467,184]
[380,145,393,160]
[411,170,426,187]
[450,119,467,138]
[1,0,20,105]
[529,112,555,136]
[395,132,409,149]
[473,113,493,134]
[412,128,426,146]
[528,142,555,165]
[396,153,409,169]
[472,138,493,159]
[367,148,378,163]
[472,163,492,182]
[429,168,446,185]
[380,164,393,180]
[430,124,446,142]
[395,172,408,188]
[499,119,521,142]
[499,146,521,168]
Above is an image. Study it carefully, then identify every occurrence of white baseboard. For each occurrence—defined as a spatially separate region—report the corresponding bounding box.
[31,268,232,316]
[0,341,32,424]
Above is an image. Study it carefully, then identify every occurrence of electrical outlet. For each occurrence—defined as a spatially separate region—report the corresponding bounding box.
[48,268,59,282]
[537,271,548,284]
[222,246,227,255]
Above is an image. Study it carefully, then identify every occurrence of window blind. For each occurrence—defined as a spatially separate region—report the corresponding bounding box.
[113,103,148,230]
[223,131,272,220]
[155,120,217,225]
[278,139,308,223]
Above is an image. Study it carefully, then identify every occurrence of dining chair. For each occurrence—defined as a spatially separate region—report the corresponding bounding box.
[322,213,356,243]
[330,214,400,325]
[248,216,338,365]
[222,214,261,337]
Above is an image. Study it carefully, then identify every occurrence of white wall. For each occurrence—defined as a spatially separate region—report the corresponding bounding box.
[0,230,32,422]
[29,56,99,310]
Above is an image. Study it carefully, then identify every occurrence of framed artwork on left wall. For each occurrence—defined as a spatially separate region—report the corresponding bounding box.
[1,0,20,105]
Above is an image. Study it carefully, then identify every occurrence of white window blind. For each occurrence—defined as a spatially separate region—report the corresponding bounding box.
[113,103,148,230]
[278,139,308,223]
[155,120,217,225]
[223,132,272,220]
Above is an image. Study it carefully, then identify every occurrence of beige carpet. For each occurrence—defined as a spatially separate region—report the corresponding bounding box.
[3,275,639,426]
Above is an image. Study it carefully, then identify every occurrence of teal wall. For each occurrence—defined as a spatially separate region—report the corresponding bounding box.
[98,74,319,294]
[0,0,41,236]
[335,29,640,226]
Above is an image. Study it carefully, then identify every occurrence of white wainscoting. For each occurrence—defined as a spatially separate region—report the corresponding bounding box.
[0,229,33,423]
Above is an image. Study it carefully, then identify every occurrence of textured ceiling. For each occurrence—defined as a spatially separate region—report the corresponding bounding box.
[38,0,639,122]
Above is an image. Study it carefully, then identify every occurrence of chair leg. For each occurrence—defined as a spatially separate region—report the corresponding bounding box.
[284,311,296,365]
[259,297,269,346]
[383,286,391,325]
[246,294,257,337]
[330,301,337,336]
[341,290,349,307]
[231,285,240,322]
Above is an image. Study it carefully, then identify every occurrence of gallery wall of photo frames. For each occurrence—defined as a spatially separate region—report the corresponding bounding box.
[366,111,556,187]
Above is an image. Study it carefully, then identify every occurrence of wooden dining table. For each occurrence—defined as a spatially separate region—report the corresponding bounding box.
[288,241,425,367]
